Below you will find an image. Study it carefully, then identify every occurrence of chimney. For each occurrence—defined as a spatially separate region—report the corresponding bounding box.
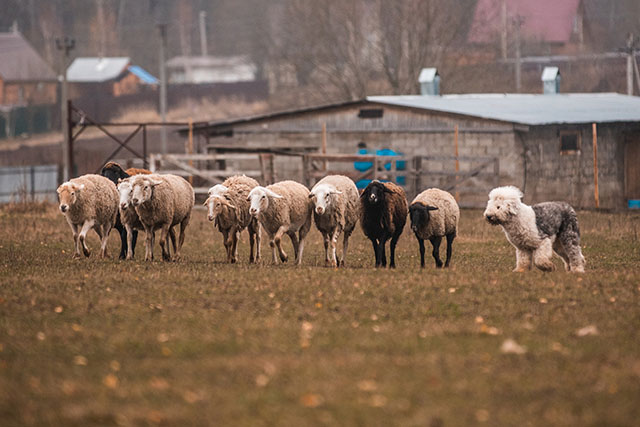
[419,68,440,96]
[542,66,561,94]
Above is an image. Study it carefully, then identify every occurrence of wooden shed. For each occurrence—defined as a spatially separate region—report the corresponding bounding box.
[180,93,640,209]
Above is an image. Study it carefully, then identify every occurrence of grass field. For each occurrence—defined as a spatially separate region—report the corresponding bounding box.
[1,203,639,426]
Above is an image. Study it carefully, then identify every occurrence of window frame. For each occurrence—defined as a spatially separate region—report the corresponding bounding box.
[559,130,581,155]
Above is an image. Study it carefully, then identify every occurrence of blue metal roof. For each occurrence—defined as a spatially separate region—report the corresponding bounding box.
[127,65,159,84]
[367,93,640,125]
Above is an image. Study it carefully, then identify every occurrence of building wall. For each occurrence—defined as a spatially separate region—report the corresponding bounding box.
[1,81,56,106]
[113,72,140,97]
[208,104,523,206]
[521,124,636,209]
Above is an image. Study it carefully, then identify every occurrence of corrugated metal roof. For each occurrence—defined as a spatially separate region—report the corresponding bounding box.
[0,32,57,81]
[67,57,130,82]
[367,93,640,125]
[127,65,158,84]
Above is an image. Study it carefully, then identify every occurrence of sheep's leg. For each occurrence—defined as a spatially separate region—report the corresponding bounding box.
[69,222,81,258]
[295,215,311,266]
[444,233,455,268]
[248,228,256,263]
[514,248,532,272]
[371,239,381,267]
[429,235,443,268]
[99,222,112,259]
[175,213,191,261]
[288,231,300,264]
[125,223,135,260]
[253,221,262,262]
[116,219,127,260]
[533,238,555,271]
[558,230,585,273]
[322,233,331,266]
[144,226,154,261]
[329,228,341,267]
[274,226,288,263]
[131,229,138,258]
[389,235,400,269]
[380,238,388,268]
[231,229,239,263]
[159,224,171,261]
[222,229,232,262]
[168,227,177,259]
[78,220,95,258]
[340,230,352,267]
[418,237,426,268]
[269,238,278,264]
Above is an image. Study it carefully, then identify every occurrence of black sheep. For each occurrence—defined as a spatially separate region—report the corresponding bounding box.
[359,180,408,268]
[100,162,148,259]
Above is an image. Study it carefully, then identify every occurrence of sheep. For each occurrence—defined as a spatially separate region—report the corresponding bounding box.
[204,175,261,263]
[409,188,460,268]
[130,174,195,261]
[100,161,152,259]
[360,180,408,268]
[483,186,586,272]
[116,177,175,260]
[56,174,119,259]
[309,175,359,267]
[247,180,312,265]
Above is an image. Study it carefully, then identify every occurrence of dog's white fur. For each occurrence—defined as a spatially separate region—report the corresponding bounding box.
[483,186,584,273]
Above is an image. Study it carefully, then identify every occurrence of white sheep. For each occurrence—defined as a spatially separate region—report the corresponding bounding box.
[408,188,460,268]
[117,178,175,260]
[309,175,359,267]
[247,180,312,265]
[204,175,261,263]
[130,174,195,261]
[56,174,119,258]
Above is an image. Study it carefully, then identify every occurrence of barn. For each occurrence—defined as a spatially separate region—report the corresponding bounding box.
[182,92,640,209]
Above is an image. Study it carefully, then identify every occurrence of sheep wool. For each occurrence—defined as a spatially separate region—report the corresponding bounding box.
[57,174,119,258]
[205,175,261,263]
[310,175,359,267]
[410,188,459,268]
[248,180,312,265]
[131,174,195,261]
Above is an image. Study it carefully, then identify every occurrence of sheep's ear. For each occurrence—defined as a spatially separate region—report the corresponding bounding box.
[426,206,438,211]
[330,190,342,195]
[203,197,210,206]
[382,185,393,194]
[264,188,283,199]
[77,184,85,191]
[308,192,315,199]
[117,178,123,184]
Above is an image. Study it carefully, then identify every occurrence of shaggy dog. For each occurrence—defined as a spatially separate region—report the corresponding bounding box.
[483,186,585,272]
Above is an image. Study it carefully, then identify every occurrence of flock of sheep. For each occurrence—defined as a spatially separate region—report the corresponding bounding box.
[55,162,586,272]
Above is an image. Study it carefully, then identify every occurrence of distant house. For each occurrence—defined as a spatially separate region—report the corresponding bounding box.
[67,57,158,98]
[0,30,58,138]
[166,55,256,84]
[469,0,584,55]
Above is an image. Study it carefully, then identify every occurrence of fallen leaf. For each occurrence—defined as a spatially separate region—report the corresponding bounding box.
[370,394,387,407]
[576,325,599,337]
[149,377,169,390]
[357,379,378,391]
[109,360,121,372]
[73,355,87,366]
[475,316,484,324]
[539,298,548,304]
[475,409,490,422]
[500,339,527,355]
[300,393,324,408]
[103,374,118,389]
[71,324,83,332]
[255,374,269,387]
[448,287,456,293]
[54,306,63,313]
[36,332,45,341]
[157,333,169,343]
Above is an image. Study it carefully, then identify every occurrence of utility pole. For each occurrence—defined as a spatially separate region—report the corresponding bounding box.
[514,16,523,93]
[199,11,208,56]
[56,37,75,181]
[500,0,507,60]
[157,23,168,154]
[626,33,634,96]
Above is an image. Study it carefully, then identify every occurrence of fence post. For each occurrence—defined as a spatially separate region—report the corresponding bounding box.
[30,166,35,201]
[413,156,422,198]
[592,122,599,208]
[142,125,148,168]
[454,125,460,202]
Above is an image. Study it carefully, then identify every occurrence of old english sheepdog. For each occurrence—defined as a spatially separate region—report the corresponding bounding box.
[483,186,585,273]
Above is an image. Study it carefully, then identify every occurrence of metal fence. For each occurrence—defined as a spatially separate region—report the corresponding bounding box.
[0,165,59,203]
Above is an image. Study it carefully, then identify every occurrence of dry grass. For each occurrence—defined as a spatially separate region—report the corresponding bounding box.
[1,205,639,426]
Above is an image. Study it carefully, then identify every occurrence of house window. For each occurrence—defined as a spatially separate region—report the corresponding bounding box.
[560,131,580,154]
[358,108,383,119]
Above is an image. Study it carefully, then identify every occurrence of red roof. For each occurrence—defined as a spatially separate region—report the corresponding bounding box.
[469,0,581,44]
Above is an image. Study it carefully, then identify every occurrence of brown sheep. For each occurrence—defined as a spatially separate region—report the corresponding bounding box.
[360,180,408,268]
